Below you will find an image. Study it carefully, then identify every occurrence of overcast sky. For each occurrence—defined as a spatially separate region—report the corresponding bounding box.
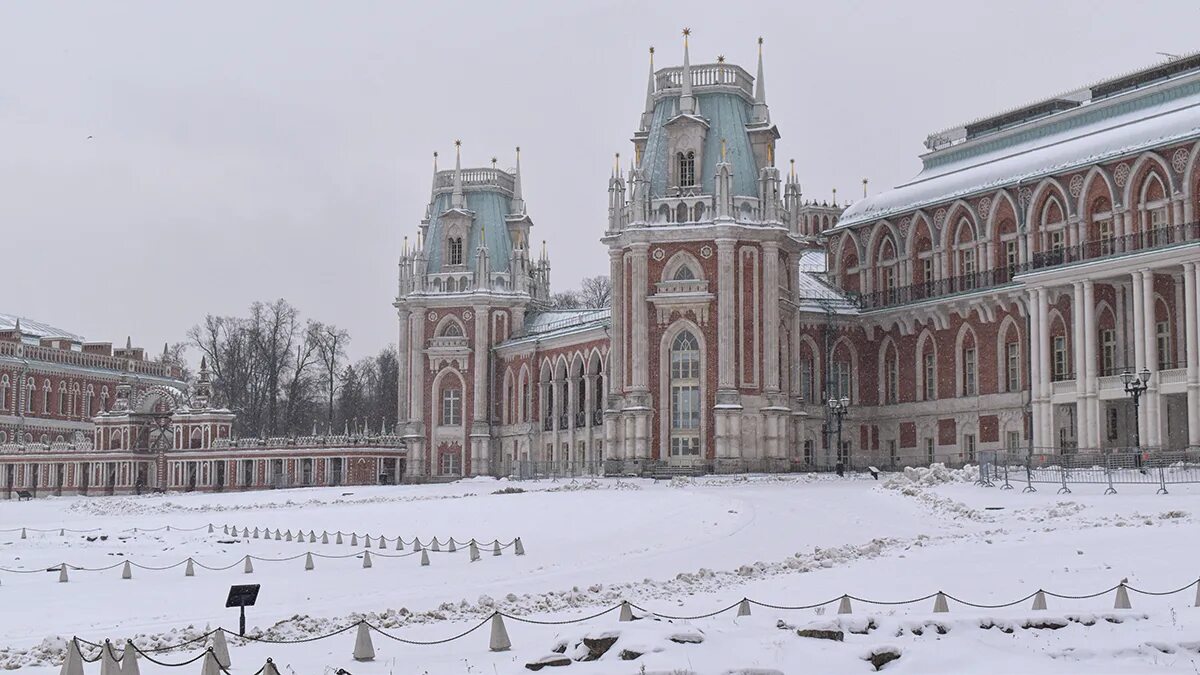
[2,1,1196,362]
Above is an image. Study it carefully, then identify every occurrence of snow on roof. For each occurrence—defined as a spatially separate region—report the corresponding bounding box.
[524,308,610,336]
[0,313,84,342]
[836,69,1200,230]
[797,249,827,273]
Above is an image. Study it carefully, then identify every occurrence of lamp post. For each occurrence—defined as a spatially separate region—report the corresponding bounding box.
[828,395,850,475]
[1120,367,1151,461]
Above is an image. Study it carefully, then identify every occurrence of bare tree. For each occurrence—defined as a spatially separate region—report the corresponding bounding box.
[550,291,582,309]
[314,323,350,432]
[578,275,612,309]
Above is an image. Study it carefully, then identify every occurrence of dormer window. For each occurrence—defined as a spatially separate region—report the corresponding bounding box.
[678,151,696,188]
[448,237,464,266]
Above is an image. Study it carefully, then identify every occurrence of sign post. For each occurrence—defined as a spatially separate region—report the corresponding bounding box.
[225,584,261,636]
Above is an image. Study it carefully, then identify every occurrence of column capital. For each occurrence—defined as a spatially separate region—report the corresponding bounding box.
[715,238,737,252]
[1082,278,1094,290]
[608,248,624,261]
[628,242,650,255]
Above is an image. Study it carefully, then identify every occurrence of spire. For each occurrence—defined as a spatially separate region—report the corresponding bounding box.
[752,37,770,124]
[679,28,695,115]
[125,336,131,350]
[510,146,525,214]
[640,46,656,131]
[431,151,438,192]
[451,140,464,209]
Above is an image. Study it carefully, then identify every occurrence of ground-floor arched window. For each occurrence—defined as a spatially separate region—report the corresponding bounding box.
[669,331,701,457]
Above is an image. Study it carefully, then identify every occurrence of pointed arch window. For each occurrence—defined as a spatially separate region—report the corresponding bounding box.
[448,237,464,266]
[669,331,701,457]
[673,265,696,281]
[678,151,696,188]
[0,375,7,411]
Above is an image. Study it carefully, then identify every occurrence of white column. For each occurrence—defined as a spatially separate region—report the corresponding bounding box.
[1072,282,1088,447]
[1037,288,1052,448]
[716,239,737,392]
[629,244,649,392]
[1183,262,1200,448]
[409,312,424,424]
[472,307,488,421]
[1083,280,1099,449]
[1028,289,1043,448]
[608,249,624,395]
[1131,271,1147,444]
[1142,269,1161,447]
[762,241,781,393]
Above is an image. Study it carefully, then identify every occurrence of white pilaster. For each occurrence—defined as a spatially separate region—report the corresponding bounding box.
[629,244,649,392]
[1183,262,1200,448]
[762,241,781,393]
[1028,289,1043,448]
[1083,280,1099,449]
[1037,288,1052,448]
[716,239,737,391]
[1142,269,1161,447]
[1131,270,1148,445]
[1072,282,1088,448]
[608,249,625,395]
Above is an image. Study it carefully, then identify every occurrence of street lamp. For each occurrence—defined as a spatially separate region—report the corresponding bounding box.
[828,395,850,475]
[1120,367,1151,454]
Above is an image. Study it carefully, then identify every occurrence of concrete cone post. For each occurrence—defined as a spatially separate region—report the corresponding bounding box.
[208,524,214,534]
[353,621,375,661]
[514,538,525,556]
[99,641,120,675]
[336,532,343,544]
[59,529,65,536]
[121,561,132,580]
[351,533,358,547]
[489,614,512,651]
[166,526,171,532]
[121,639,141,675]
[431,538,440,552]
[378,536,386,550]
[309,532,316,543]
[200,649,221,675]
[59,639,84,675]
[362,551,372,569]
[365,535,372,548]
[619,601,634,622]
[1032,590,1048,611]
[1194,580,1200,607]
[273,530,280,541]
[243,556,254,574]
[737,599,752,617]
[933,592,949,613]
[837,595,852,614]
[261,658,281,675]
[20,528,26,539]
[420,549,430,566]
[253,528,260,539]
[223,525,229,534]
[492,540,502,556]
[413,539,422,552]
[1114,583,1132,609]
[211,629,231,667]
[242,528,249,538]
[285,531,292,542]
[448,539,456,553]
[304,553,314,571]
[185,558,195,577]
[322,532,329,544]
[469,541,480,562]
[396,537,404,551]
[58,563,69,583]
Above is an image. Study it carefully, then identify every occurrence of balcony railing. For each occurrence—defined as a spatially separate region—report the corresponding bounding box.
[852,221,1200,311]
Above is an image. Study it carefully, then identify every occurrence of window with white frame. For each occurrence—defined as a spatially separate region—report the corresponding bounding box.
[884,350,898,404]
[1050,230,1065,252]
[962,347,977,396]
[1006,430,1021,450]
[440,386,462,426]
[1053,336,1068,380]
[440,450,460,475]
[1005,240,1018,270]
[1157,320,1171,370]
[448,237,464,266]
[678,151,696,187]
[0,376,7,411]
[925,437,935,464]
[669,331,701,457]
[923,351,936,400]
[1101,329,1116,375]
[799,357,813,402]
[1005,342,1021,392]
[833,360,852,402]
[922,258,934,286]
[963,433,976,462]
[1098,218,1114,254]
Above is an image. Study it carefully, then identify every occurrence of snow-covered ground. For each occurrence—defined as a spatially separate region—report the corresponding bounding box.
[4,468,1200,673]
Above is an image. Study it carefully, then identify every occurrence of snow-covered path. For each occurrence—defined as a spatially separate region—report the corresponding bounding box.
[3,471,1200,673]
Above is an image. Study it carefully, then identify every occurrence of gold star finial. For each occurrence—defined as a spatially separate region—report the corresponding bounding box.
[758,36,764,46]
[454,139,461,148]
[717,55,726,63]
[682,27,691,37]
[491,157,497,167]
[649,46,655,55]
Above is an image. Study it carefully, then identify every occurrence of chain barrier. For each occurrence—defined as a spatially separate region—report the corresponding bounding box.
[58,576,1200,663]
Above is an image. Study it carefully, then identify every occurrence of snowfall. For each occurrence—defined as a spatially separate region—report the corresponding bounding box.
[4,466,1200,674]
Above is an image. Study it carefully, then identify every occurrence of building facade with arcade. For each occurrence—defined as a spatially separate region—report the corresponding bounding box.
[394,40,1200,479]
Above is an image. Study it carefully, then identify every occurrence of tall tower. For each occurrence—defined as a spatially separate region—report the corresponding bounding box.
[603,33,812,467]
[394,142,544,477]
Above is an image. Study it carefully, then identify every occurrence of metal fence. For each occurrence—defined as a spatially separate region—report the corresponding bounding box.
[978,448,1200,494]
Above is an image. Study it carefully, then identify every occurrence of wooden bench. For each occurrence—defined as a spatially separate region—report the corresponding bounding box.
[15,491,33,501]
[649,466,703,481]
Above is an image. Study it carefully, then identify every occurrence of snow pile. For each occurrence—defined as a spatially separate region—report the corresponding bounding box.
[883,463,979,489]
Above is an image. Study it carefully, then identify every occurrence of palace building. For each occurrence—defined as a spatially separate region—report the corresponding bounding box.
[395,38,1200,478]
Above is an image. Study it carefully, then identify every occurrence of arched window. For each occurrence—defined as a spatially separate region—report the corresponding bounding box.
[440,386,462,426]
[448,237,464,266]
[0,375,7,411]
[100,386,110,412]
[669,331,701,458]
[673,265,696,281]
[83,385,94,418]
[693,202,705,221]
[882,343,898,404]
[678,151,696,188]
[438,320,463,338]
[676,203,689,223]
[190,428,203,449]
[42,380,51,415]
